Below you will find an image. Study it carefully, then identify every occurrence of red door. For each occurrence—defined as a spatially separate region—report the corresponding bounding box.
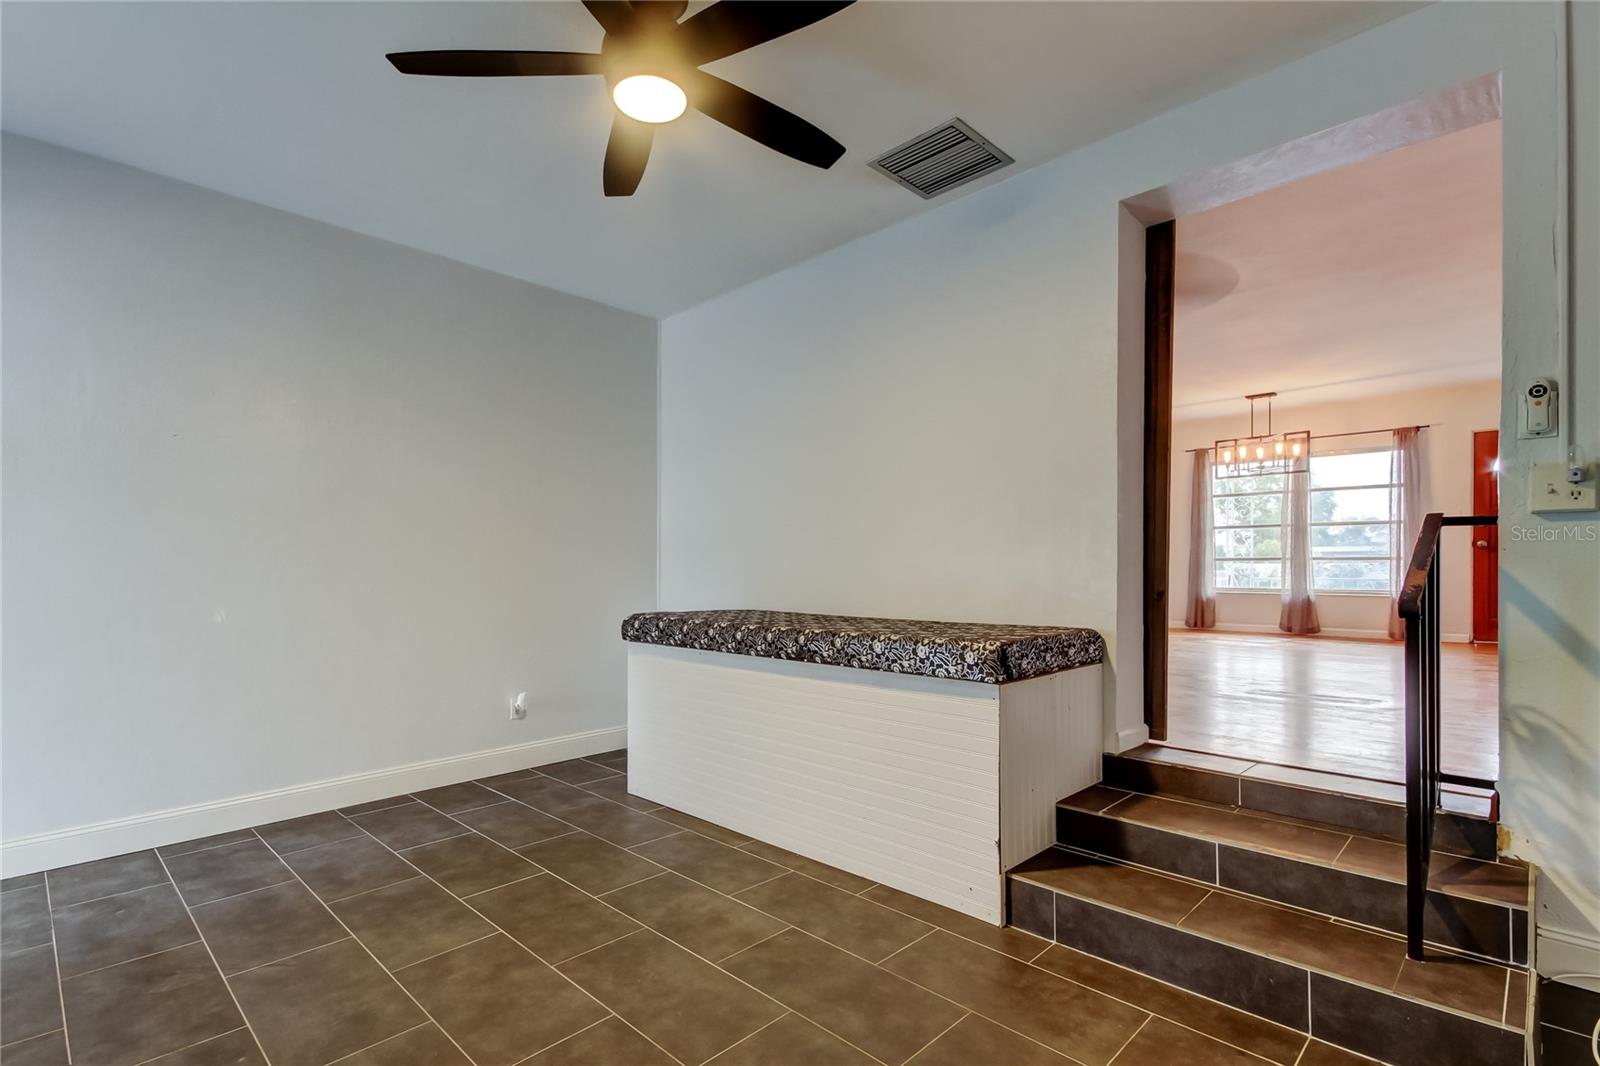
[1472,430,1499,643]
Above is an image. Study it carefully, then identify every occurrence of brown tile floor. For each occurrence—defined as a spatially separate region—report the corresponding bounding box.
[3,751,1361,1066]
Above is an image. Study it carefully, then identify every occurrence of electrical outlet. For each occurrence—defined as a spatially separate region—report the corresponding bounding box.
[510,692,529,721]
[1530,463,1597,512]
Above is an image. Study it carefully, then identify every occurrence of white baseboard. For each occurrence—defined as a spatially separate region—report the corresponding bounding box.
[1537,923,1600,987]
[0,726,626,877]
[1170,620,1473,644]
[1111,723,1151,754]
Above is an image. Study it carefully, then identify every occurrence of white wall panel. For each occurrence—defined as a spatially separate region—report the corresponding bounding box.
[629,645,1103,923]
[999,667,1104,870]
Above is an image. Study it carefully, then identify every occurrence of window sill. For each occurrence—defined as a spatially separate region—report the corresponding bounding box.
[1215,590,1395,598]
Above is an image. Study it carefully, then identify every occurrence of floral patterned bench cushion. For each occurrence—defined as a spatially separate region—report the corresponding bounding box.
[620,610,1105,684]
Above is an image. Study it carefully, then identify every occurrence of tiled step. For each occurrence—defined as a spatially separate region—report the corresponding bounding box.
[1057,785,1530,964]
[1008,849,1531,1066]
[1103,745,1499,859]
[1056,781,1529,960]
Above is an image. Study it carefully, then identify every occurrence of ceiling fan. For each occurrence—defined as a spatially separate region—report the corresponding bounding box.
[388,0,856,196]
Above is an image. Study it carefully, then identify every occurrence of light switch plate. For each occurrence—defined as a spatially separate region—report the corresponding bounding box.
[1530,463,1597,512]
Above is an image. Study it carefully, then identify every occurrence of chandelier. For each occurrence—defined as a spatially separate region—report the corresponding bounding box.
[1213,393,1309,479]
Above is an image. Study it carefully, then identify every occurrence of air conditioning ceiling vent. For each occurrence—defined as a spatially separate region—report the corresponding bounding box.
[868,118,1014,199]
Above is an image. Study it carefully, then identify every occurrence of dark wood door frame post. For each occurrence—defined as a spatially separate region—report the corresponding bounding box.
[1143,220,1175,741]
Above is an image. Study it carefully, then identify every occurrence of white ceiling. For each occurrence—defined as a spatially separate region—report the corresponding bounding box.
[1173,120,1502,419]
[2,1,1413,316]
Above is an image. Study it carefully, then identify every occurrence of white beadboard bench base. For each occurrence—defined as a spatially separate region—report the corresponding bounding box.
[626,643,1103,925]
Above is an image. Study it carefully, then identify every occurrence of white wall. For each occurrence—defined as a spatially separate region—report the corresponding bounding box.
[659,3,1597,980]
[1,136,658,863]
[1169,382,1501,641]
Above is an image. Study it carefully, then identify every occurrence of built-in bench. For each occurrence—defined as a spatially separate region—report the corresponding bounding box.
[622,610,1106,924]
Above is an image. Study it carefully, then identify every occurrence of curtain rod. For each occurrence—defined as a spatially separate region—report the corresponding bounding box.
[1183,424,1431,454]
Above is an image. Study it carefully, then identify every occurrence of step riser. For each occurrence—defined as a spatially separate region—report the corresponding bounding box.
[1216,844,1528,966]
[1009,878,1526,1066]
[1057,808,1527,964]
[1102,754,1497,859]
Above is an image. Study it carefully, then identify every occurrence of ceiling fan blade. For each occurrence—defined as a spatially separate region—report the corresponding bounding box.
[674,1,854,66]
[387,51,604,77]
[688,72,844,169]
[603,114,655,196]
[582,1,636,34]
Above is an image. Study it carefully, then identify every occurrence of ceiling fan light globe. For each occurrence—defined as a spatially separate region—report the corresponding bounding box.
[613,75,687,123]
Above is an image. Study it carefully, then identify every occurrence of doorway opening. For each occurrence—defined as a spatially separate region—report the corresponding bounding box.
[1142,109,1504,784]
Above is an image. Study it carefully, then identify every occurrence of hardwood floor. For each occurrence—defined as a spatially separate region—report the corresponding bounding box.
[1165,630,1498,783]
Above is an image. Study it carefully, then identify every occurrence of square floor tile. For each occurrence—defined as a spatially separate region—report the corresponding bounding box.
[402,833,540,898]
[452,802,573,849]
[413,782,502,815]
[337,1023,469,1065]
[164,840,293,907]
[2,945,63,1045]
[490,777,603,817]
[338,795,416,817]
[46,851,167,908]
[721,928,965,1066]
[518,833,664,895]
[61,942,243,1066]
[907,1014,1072,1066]
[605,872,787,962]
[191,881,347,975]
[255,811,364,855]
[144,1027,266,1065]
[156,830,258,860]
[706,1012,876,1066]
[53,883,199,978]
[525,1017,675,1066]
[552,798,680,848]
[1297,1040,1380,1066]
[1,886,52,956]
[468,875,640,964]
[558,930,784,1065]
[736,873,930,963]
[336,1023,469,1065]
[0,1028,69,1066]
[865,883,1046,962]
[397,934,607,1066]
[651,807,752,847]
[351,803,469,851]
[331,876,493,970]
[279,835,416,903]
[737,840,877,894]
[536,759,622,786]
[631,832,785,895]
[881,930,1149,1065]
[579,776,661,813]
[1107,1016,1263,1066]
[228,938,422,1066]
[1,873,44,892]
[475,769,542,790]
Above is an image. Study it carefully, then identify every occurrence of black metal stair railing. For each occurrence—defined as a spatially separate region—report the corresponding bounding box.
[1397,512,1498,961]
